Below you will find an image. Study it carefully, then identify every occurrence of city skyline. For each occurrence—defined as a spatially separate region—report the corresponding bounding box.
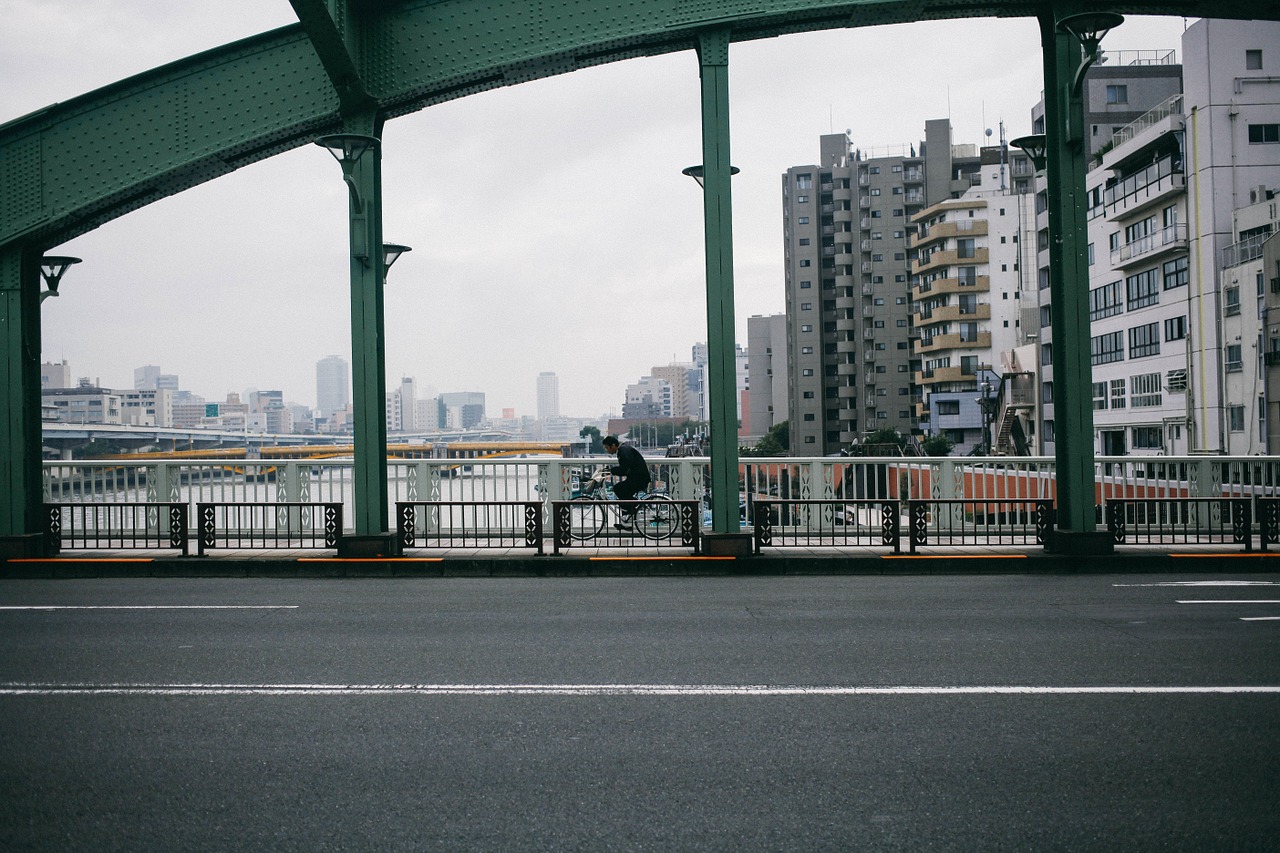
[3,2,1190,416]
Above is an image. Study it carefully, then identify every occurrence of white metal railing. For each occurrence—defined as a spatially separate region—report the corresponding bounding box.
[1111,223,1188,266]
[42,456,1280,535]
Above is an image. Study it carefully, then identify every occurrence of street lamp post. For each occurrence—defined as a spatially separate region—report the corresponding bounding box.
[1036,11,1123,554]
[316,132,396,555]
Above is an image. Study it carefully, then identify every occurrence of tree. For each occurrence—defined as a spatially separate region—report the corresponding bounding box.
[921,432,955,457]
[579,425,603,454]
[740,420,789,457]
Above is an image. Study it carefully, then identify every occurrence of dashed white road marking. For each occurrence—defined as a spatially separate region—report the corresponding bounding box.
[1113,581,1280,587]
[0,605,298,611]
[1176,600,1280,605]
[1240,616,1280,622]
[1,683,1278,697]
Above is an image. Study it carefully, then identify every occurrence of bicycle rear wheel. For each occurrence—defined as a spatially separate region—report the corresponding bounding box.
[635,495,678,541]
[565,497,606,541]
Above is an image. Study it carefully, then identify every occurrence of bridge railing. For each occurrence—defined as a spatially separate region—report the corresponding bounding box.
[39,455,1280,551]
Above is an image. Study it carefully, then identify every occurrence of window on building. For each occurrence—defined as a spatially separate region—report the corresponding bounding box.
[957,238,976,259]
[801,346,813,354]
[799,259,811,267]
[803,391,815,399]
[1229,405,1246,432]
[1129,323,1160,359]
[1247,49,1263,70]
[800,280,812,289]
[1093,382,1107,411]
[1040,305,1052,328]
[1133,426,1162,448]
[1091,331,1125,365]
[800,324,812,332]
[1226,344,1243,372]
[1106,84,1128,104]
[1131,372,1162,407]
[798,238,810,246]
[1225,285,1241,315]
[936,400,960,416]
[1090,281,1123,320]
[1126,269,1159,309]
[1248,124,1280,144]
[1165,316,1186,341]
[797,195,809,203]
[802,369,814,377]
[1167,369,1187,393]
[797,216,809,225]
[795,174,813,189]
[1162,256,1188,290]
[1110,378,1127,410]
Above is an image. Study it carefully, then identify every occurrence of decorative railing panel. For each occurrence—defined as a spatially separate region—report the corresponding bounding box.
[752,500,900,554]
[196,502,341,556]
[45,502,189,555]
[907,500,1053,552]
[1106,498,1252,551]
[396,501,543,554]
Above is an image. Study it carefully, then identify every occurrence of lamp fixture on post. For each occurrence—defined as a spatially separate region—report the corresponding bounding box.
[381,244,412,281]
[1010,134,1048,173]
[681,164,740,188]
[39,256,81,303]
[315,133,380,209]
[1057,12,1124,96]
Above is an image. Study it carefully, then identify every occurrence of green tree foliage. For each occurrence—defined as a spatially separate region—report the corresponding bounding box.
[579,425,603,454]
[920,432,955,457]
[740,420,789,457]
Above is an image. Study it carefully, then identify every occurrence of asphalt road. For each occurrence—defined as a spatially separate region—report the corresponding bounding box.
[1,574,1277,851]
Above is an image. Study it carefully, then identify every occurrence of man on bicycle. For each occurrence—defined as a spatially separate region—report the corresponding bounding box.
[602,435,650,531]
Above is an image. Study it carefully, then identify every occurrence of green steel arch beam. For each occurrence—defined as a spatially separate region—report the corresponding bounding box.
[0,0,1262,253]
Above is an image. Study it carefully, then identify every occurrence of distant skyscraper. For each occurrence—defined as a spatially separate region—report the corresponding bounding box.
[316,355,349,419]
[537,372,560,420]
[134,365,161,390]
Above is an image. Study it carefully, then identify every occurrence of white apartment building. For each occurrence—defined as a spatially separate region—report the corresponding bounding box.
[1078,19,1280,456]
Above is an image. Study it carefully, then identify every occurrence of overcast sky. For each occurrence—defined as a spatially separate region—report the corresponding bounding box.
[2,2,1192,419]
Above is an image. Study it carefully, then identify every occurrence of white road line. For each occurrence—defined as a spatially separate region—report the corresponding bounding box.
[1114,581,1280,587]
[0,605,298,611]
[1240,616,1280,622]
[1175,600,1280,605]
[0,683,1277,697]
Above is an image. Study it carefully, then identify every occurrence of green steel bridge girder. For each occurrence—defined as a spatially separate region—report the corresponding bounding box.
[0,0,1264,255]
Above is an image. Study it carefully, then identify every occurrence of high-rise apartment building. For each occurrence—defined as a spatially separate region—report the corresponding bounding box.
[537,372,560,420]
[315,355,349,419]
[909,174,1038,454]
[783,121,1030,454]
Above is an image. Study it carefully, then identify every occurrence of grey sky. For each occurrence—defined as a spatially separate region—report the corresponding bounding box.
[2,2,1190,418]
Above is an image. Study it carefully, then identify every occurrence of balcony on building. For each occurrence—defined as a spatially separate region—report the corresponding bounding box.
[916,332,991,354]
[913,303,991,327]
[913,247,989,275]
[1111,223,1188,269]
[912,273,991,299]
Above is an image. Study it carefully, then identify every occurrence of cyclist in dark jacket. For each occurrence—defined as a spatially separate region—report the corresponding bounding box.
[603,435,650,530]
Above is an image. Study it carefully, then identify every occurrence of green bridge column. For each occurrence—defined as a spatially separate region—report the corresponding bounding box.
[1040,14,1112,555]
[342,120,393,555]
[0,243,46,557]
[696,29,744,542]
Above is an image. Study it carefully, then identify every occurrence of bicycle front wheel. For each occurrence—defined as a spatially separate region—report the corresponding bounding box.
[635,495,678,541]
[565,497,606,541]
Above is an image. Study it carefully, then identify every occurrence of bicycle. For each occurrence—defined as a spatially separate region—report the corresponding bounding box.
[566,470,678,542]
